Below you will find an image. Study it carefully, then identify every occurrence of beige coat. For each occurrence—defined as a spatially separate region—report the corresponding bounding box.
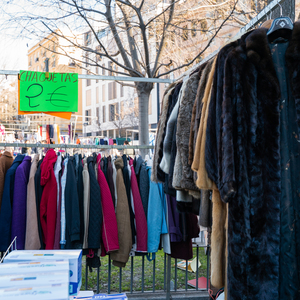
[191,58,217,191]
[25,154,41,250]
[110,158,132,268]
[0,151,14,211]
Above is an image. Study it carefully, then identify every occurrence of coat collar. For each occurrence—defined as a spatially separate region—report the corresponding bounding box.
[244,21,300,67]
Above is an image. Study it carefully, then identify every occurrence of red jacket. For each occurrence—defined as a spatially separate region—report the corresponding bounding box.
[40,149,57,249]
[97,154,119,253]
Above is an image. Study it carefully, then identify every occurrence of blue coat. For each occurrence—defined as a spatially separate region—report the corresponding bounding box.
[147,167,168,254]
[0,154,25,251]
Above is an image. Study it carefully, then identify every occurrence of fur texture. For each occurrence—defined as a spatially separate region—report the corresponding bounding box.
[205,26,296,299]
[172,73,200,191]
[192,58,217,191]
[210,190,226,289]
[151,83,175,182]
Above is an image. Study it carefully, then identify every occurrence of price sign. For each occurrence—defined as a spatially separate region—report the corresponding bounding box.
[19,70,78,112]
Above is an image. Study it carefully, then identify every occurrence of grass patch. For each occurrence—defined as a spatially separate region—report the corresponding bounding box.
[81,246,208,293]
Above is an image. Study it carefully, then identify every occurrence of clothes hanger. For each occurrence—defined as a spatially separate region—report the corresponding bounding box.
[267,4,293,35]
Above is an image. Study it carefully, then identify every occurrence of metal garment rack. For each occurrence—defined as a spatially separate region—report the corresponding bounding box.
[0,142,154,150]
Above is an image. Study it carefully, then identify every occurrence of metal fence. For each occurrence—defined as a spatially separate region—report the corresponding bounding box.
[84,233,210,300]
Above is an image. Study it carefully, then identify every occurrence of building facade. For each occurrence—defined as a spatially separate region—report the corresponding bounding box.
[27,32,83,139]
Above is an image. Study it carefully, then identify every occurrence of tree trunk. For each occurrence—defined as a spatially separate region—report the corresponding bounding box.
[136,82,153,158]
[267,0,295,21]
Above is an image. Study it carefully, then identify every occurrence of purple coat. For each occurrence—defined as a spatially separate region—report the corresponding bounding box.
[11,156,31,249]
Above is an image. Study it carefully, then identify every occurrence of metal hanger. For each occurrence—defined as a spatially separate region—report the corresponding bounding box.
[267,4,293,35]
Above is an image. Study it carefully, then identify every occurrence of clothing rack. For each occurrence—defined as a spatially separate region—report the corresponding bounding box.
[0,142,154,150]
[175,0,288,82]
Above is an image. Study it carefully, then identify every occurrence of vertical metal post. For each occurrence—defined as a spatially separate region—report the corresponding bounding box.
[97,267,100,294]
[152,257,156,293]
[174,258,177,291]
[156,82,160,124]
[206,246,210,291]
[185,259,188,291]
[119,268,122,293]
[166,254,171,300]
[196,246,199,290]
[130,256,134,293]
[108,255,111,294]
[142,255,145,293]
[85,263,88,290]
[164,253,166,291]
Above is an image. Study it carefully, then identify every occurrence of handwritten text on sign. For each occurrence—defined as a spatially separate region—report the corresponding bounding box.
[19,70,78,112]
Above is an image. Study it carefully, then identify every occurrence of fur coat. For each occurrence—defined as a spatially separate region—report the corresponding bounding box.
[151,83,176,183]
[172,72,200,193]
[160,79,189,174]
[192,58,217,191]
[206,24,300,299]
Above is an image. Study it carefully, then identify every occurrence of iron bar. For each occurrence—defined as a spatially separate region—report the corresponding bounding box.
[175,258,177,292]
[164,253,166,291]
[166,254,171,300]
[152,257,156,293]
[119,267,122,293]
[85,263,88,290]
[108,256,111,294]
[142,255,145,293]
[0,142,154,150]
[196,246,199,291]
[130,256,134,294]
[206,246,210,291]
[97,267,100,294]
[0,70,173,83]
[185,259,188,291]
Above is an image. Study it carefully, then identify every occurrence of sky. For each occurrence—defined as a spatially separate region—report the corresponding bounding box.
[0,37,28,71]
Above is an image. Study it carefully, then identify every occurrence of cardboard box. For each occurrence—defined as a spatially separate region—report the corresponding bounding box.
[0,271,69,288]
[0,283,69,300]
[0,260,69,275]
[4,250,82,295]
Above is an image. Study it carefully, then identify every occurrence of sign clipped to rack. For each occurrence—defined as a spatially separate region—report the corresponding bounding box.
[19,70,78,112]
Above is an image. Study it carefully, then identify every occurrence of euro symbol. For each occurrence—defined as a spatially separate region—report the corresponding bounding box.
[26,84,43,108]
[47,86,69,107]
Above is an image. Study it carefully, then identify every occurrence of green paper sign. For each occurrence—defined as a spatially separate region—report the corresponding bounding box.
[19,70,78,112]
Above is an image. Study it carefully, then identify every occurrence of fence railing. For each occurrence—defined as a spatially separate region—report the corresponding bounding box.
[83,232,210,300]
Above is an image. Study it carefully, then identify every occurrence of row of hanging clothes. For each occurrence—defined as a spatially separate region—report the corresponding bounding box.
[0,145,200,269]
[152,18,300,300]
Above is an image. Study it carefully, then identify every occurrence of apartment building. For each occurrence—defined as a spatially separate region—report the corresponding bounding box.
[82,28,159,140]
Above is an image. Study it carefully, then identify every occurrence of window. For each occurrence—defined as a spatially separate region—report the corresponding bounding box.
[29,57,32,66]
[191,21,197,37]
[108,61,113,76]
[86,71,91,86]
[97,29,106,39]
[84,31,92,46]
[102,63,106,75]
[108,82,117,100]
[182,25,188,41]
[96,67,99,83]
[102,85,106,102]
[96,87,99,104]
[96,107,100,125]
[120,84,124,97]
[102,106,106,122]
[109,103,119,121]
[86,90,91,106]
[85,109,91,122]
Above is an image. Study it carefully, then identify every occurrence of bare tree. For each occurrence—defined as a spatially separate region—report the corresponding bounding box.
[1,0,257,155]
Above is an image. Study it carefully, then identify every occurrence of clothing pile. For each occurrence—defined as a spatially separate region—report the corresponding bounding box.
[152,23,300,299]
[0,148,199,269]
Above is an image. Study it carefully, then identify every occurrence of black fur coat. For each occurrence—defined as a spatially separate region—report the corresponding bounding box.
[206,22,300,299]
